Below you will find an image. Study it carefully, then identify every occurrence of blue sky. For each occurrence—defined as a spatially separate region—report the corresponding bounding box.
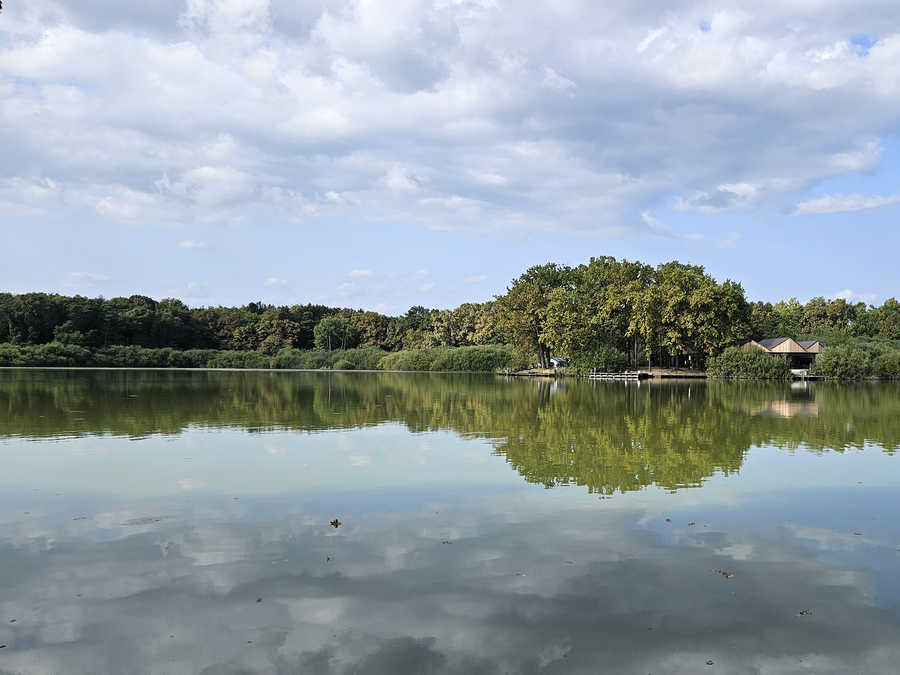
[1,0,898,314]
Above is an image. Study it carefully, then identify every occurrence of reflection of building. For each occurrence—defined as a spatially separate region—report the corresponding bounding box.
[741,338,826,370]
[749,400,820,418]
[747,381,819,418]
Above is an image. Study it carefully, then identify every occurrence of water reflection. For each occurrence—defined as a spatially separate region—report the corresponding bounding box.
[1,370,898,497]
[0,488,899,674]
[0,370,899,673]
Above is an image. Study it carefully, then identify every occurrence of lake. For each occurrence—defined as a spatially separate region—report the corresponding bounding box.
[0,369,899,674]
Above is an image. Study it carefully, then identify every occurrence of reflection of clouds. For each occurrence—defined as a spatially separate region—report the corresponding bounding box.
[790,525,886,551]
[177,478,207,491]
[0,492,898,674]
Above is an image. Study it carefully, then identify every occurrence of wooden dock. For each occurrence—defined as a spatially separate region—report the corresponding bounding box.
[588,370,652,380]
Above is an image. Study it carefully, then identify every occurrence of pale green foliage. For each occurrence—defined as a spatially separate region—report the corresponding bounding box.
[313,316,359,351]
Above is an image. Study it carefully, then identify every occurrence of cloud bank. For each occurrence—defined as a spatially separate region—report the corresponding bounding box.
[2,1,900,236]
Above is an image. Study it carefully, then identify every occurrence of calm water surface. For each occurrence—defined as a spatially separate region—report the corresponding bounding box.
[0,369,899,674]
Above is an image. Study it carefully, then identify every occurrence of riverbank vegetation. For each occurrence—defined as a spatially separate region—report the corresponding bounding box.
[0,342,524,372]
[707,347,792,380]
[2,257,899,376]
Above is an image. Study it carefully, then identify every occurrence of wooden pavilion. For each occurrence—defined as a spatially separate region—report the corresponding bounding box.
[741,337,826,370]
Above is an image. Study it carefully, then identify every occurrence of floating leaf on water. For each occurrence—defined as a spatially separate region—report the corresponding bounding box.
[665,518,671,523]
[798,609,812,616]
[330,519,341,528]
[441,540,452,545]
[688,522,696,526]
[256,598,262,603]
[706,660,714,666]
[715,569,735,579]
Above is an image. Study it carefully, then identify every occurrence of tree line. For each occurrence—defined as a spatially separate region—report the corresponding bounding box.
[0,293,502,355]
[1,256,899,370]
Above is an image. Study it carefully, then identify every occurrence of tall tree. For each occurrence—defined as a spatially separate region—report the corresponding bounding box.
[314,316,359,351]
[495,263,575,367]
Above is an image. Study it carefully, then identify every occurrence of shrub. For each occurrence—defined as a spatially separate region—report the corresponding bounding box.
[206,350,272,369]
[377,348,443,371]
[274,348,387,370]
[168,349,218,368]
[333,359,355,370]
[377,346,514,372]
[811,345,875,379]
[429,345,514,372]
[707,347,791,380]
[874,351,900,379]
[568,345,629,374]
[337,348,388,370]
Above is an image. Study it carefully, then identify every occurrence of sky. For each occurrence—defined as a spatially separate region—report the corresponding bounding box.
[1,0,899,315]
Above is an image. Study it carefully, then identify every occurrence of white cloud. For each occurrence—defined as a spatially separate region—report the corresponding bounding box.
[794,193,900,215]
[349,269,372,278]
[676,183,765,213]
[640,212,704,241]
[179,239,208,249]
[541,67,576,96]
[95,187,165,221]
[3,0,900,234]
[834,289,877,303]
[464,274,488,284]
[263,277,288,287]
[420,282,436,292]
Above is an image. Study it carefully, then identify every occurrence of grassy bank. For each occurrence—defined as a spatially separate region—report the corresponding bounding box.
[0,342,523,373]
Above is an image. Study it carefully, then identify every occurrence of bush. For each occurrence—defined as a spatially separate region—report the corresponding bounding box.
[568,345,629,374]
[811,344,875,379]
[429,345,515,372]
[274,348,388,370]
[707,347,791,380]
[377,346,514,372]
[168,349,218,368]
[0,342,94,366]
[378,348,443,371]
[338,348,387,370]
[0,342,520,373]
[206,350,272,369]
[874,351,900,378]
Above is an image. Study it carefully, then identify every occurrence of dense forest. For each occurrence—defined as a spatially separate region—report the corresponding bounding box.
[1,256,899,373]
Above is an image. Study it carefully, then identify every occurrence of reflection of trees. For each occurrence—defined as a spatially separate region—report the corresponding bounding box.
[1,371,897,495]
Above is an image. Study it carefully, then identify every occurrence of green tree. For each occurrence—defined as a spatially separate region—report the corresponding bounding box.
[772,298,803,336]
[314,316,359,351]
[543,257,653,368]
[495,263,575,367]
[874,298,900,340]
